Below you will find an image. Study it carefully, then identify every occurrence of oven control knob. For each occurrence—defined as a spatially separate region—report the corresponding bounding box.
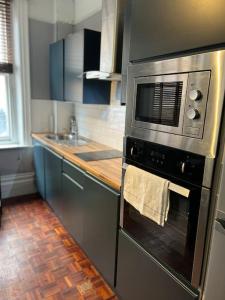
[189,89,202,101]
[187,108,200,120]
[130,145,140,158]
[180,162,186,174]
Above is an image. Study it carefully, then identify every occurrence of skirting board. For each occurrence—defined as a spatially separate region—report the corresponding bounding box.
[1,172,37,199]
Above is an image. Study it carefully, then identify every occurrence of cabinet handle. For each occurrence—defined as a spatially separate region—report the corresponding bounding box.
[62,173,84,190]
[216,218,225,230]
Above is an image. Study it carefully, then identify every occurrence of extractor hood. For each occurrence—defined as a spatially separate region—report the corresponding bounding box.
[86,0,127,81]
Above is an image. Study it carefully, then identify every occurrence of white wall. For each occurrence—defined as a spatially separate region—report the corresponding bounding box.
[31,100,75,133]
[56,0,75,23]
[28,0,75,23]
[74,0,102,24]
[28,0,56,23]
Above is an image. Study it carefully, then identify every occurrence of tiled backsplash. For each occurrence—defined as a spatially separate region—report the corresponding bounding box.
[31,83,126,151]
[74,84,125,151]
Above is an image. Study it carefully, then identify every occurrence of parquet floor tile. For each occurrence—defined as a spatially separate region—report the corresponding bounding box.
[0,198,118,300]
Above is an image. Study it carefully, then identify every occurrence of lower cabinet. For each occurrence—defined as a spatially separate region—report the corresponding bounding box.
[83,174,120,287]
[45,148,63,219]
[61,159,120,287]
[32,140,45,199]
[61,160,86,245]
[116,230,199,300]
[33,146,120,289]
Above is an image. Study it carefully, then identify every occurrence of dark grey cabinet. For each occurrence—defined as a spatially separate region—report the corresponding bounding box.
[45,148,63,218]
[83,174,120,287]
[49,39,64,101]
[116,230,199,300]
[62,160,86,245]
[129,0,225,62]
[33,140,45,199]
[64,29,111,104]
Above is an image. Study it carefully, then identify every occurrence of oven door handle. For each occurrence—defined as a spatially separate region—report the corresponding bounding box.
[169,182,190,198]
[123,163,190,198]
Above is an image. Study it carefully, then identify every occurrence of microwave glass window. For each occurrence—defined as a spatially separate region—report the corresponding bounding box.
[135,82,183,127]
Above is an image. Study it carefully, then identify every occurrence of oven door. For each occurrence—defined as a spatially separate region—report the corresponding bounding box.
[120,163,210,288]
[132,74,188,135]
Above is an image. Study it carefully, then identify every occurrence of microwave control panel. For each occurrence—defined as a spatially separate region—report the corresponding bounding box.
[183,71,210,138]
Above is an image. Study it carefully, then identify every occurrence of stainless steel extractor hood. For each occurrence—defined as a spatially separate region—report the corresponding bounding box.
[86,0,127,81]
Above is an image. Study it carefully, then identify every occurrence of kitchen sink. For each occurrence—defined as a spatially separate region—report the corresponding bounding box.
[45,134,88,146]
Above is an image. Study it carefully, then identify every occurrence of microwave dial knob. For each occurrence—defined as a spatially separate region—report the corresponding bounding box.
[189,89,202,101]
[187,108,200,120]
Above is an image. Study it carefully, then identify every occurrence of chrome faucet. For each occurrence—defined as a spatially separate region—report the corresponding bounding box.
[70,116,78,137]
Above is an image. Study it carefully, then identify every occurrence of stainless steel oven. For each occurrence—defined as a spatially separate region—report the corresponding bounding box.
[120,137,210,289]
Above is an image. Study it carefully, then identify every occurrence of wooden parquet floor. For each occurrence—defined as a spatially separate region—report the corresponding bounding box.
[0,197,118,300]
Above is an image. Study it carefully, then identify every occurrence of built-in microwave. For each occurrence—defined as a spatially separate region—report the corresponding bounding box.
[132,72,210,139]
[125,50,225,159]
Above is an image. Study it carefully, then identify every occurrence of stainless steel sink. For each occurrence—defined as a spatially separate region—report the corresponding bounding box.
[45,134,88,146]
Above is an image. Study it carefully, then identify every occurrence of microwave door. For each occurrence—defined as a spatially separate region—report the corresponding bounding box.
[132,74,188,135]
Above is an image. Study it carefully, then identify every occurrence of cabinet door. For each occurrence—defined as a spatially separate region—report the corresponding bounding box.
[33,140,45,199]
[83,174,120,287]
[64,31,84,102]
[116,230,199,300]
[62,172,85,245]
[45,148,62,218]
[203,214,225,300]
[50,40,64,101]
[129,0,225,62]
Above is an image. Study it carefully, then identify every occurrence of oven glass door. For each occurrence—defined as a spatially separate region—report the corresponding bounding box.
[132,74,188,135]
[122,176,201,283]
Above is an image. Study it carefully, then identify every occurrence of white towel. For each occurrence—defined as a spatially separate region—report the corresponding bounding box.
[123,165,170,227]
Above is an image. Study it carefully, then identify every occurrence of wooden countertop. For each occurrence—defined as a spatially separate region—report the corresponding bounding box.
[32,133,122,192]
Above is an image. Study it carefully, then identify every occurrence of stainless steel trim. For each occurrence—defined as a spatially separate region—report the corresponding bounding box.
[119,159,126,227]
[202,157,215,188]
[192,187,210,288]
[125,50,225,158]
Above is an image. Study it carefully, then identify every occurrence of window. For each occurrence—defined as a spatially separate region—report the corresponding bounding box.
[0,0,14,144]
[0,74,12,141]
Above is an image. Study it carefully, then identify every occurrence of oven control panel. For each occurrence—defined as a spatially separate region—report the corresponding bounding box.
[183,71,210,138]
[126,137,205,186]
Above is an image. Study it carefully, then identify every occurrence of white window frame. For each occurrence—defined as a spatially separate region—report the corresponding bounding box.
[0,73,18,145]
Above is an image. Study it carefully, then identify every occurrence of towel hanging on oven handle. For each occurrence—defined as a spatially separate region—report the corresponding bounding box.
[122,163,190,198]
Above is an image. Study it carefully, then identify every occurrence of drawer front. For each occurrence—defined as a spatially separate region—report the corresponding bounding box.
[116,230,199,300]
[63,159,86,185]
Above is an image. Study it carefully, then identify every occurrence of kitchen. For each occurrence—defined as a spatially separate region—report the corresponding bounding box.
[0,0,225,299]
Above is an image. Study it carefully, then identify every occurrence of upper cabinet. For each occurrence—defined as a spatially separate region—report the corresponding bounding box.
[64,29,111,104]
[49,40,65,101]
[129,0,225,62]
[49,29,111,104]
